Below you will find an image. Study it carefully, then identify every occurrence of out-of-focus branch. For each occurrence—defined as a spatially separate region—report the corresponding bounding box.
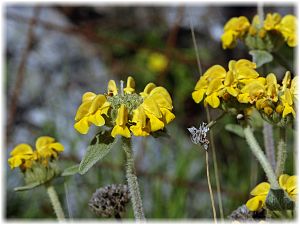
[7,7,41,139]
[6,11,198,67]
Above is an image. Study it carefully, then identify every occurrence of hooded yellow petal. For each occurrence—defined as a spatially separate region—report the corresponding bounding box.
[10,144,33,156]
[108,80,118,96]
[75,101,92,121]
[203,65,227,81]
[82,92,96,102]
[150,87,172,105]
[116,104,128,126]
[250,182,270,196]
[246,195,267,211]
[36,136,55,150]
[89,95,107,114]
[286,175,297,194]
[142,98,162,118]
[49,142,64,152]
[206,79,224,95]
[279,174,290,190]
[124,76,135,94]
[140,83,157,98]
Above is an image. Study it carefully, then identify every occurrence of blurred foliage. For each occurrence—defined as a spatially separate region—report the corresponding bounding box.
[5,5,295,220]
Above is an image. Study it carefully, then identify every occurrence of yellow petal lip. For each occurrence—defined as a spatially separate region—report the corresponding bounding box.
[250,182,270,196]
[246,195,267,211]
[192,89,206,103]
[111,125,131,138]
[74,117,89,134]
[49,143,64,152]
[204,92,220,108]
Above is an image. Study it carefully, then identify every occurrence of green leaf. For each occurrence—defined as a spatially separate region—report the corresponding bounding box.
[225,124,245,138]
[265,188,294,211]
[79,131,117,175]
[61,164,79,176]
[14,181,41,192]
[249,50,273,68]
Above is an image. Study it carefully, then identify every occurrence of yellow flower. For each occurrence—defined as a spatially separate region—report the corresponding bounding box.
[246,174,297,211]
[111,104,131,138]
[279,15,297,47]
[237,78,266,104]
[147,52,168,72]
[141,86,175,131]
[221,16,250,49]
[74,92,110,134]
[8,144,35,169]
[280,76,297,118]
[36,136,64,159]
[192,65,226,105]
[246,182,270,211]
[279,174,297,201]
[75,77,175,138]
[8,136,64,170]
[264,13,281,31]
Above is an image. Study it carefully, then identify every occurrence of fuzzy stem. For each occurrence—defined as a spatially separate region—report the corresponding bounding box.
[275,128,287,177]
[205,151,217,223]
[205,108,224,220]
[46,184,65,221]
[122,138,145,221]
[243,126,279,189]
[257,2,264,28]
[263,121,276,171]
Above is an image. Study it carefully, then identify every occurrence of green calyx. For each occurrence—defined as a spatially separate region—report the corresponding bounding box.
[107,93,143,121]
[23,161,61,186]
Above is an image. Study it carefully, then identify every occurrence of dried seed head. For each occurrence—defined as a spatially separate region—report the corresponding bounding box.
[187,122,210,150]
[88,184,130,218]
[228,204,266,222]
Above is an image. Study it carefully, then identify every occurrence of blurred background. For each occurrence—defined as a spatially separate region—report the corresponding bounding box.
[5,4,296,220]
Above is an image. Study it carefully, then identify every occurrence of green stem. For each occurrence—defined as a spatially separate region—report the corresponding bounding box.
[122,138,145,221]
[275,128,287,177]
[263,121,276,170]
[243,126,279,189]
[46,184,65,221]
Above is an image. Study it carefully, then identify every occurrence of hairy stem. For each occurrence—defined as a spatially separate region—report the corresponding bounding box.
[263,121,276,171]
[122,138,145,221]
[275,128,287,177]
[46,184,65,221]
[205,151,217,223]
[243,126,279,189]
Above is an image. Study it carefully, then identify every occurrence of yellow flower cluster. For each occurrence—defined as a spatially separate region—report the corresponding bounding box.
[222,13,297,49]
[221,16,250,49]
[246,174,297,211]
[147,52,168,73]
[8,136,64,170]
[74,76,175,138]
[192,59,297,119]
